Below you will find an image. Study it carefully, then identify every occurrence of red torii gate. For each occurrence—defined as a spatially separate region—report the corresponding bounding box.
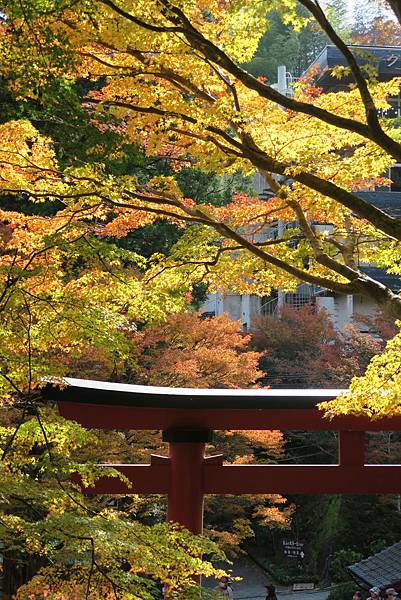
[45,378,401,536]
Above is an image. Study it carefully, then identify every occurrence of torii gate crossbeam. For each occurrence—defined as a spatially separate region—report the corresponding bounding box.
[45,379,401,535]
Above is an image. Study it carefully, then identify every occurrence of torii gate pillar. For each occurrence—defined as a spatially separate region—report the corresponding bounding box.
[164,429,212,535]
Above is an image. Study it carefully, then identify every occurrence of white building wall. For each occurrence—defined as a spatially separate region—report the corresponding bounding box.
[316,296,337,326]
[317,295,354,330]
[201,293,262,330]
[335,294,354,330]
[250,295,262,319]
[201,292,224,316]
[352,293,378,323]
[222,294,242,322]
[202,290,379,333]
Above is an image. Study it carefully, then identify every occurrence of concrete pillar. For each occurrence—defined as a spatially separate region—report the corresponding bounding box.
[241,294,251,330]
[277,65,287,94]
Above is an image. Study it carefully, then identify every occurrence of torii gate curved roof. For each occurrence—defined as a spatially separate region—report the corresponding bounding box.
[47,377,344,407]
[45,378,401,431]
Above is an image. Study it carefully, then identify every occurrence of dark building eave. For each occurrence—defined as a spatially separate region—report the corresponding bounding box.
[303,45,401,88]
[347,540,401,589]
[357,192,401,218]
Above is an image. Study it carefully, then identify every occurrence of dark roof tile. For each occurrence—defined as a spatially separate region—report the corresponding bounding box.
[357,192,401,217]
[360,266,401,292]
[348,540,401,588]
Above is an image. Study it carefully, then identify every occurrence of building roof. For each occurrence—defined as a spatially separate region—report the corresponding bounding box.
[304,45,401,89]
[347,540,401,588]
[357,192,401,218]
[360,266,401,292]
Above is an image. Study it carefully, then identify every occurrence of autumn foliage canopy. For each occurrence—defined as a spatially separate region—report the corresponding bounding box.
[1,0,401,595]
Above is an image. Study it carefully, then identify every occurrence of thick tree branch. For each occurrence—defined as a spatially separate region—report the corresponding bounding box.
[240,147,401,241]
[299,0,388,140]
[122,173,401,317]
[86,94,401,242]
[260,170,363,281]
[98,0,183,33]
[175,204,356,293]
[156,0,401,161]
[387,0,401,25]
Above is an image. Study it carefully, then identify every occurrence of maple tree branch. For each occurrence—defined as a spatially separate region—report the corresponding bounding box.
[145,236,307,282]
[34,407,99,516]
[0,369,23,396]
[173,203,356,293]
[85,36,216,103]
[98,0,183,33]
[200,56,241,111]
[86,96,197,121]
[154,194,401,316]
[388,0,401,24]
[293,200,360,280]
[230,126,401,244]
[106,195,212,225]
[86,97,401,241]
[252,168,401,315]
[246,206,288,223]
[54,531,120,600]
[2,185,205,224]
[32,403,176,570]
[21,234,88,275]
[89,92,401,246]
[86,537,96,600]
[238,146,401,241]
[24,299,33,395]
[127,48,216,103]
[170,126,243,158]
[78,51,135,71]
[233,236,305,248]
[85,48,215,102]
[157,0,401,162]
[148,119,240,165]
[7,491,119,599]
[52,204,104,235]
[111,177,360,293]
[25,176,398,315]
[269,176,362,282]
[9,107,395,246]
[0,251,19,314]
[339,215,358,270]
[1,408,27,461]
[19,290,93,335]
[299,0,384,136]
[87,97,246,153]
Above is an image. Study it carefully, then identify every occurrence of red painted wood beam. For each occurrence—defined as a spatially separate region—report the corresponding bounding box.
[202,464,401,494]
[85,462,401,496]
[58,402,401,431]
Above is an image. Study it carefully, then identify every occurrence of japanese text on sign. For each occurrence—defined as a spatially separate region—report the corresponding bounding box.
[282,540,305,559]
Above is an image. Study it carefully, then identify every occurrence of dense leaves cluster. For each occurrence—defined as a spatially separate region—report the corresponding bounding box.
[0,407,228,598]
